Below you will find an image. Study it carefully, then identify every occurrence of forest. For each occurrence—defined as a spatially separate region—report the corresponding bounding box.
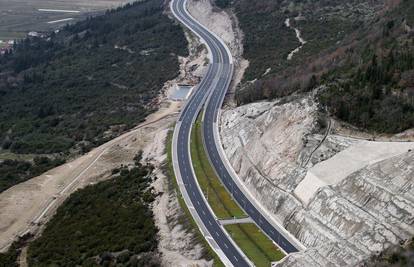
[0,156,65,193]
[319,0,414,133]
[26,154,160,266]
[0,0,187,156]
[320,43,414,133]
[0,0,186,193]
[365,237,414,266]
[231,0,414,134]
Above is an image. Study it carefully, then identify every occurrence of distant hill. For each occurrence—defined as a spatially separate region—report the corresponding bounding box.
[27,154,159,266]
[220,0,414,134]
[0,0,133,41]
[0,0,186,155]
[0,0,187,192]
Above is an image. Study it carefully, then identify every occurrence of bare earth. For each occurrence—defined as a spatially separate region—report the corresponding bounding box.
[187,0,248,107]
[0,6,213,266]
[0,100,179,252]
[0,0,134,40]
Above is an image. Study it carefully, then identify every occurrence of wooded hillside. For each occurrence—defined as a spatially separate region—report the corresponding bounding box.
[222,0,414,134]
[0,0,187,156]
[27,154,159,266]
[0,0,187,193]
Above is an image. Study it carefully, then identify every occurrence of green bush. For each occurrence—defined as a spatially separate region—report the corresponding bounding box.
[0,0,187,156]
[27,155,159,266]
[215,0,231,9]
[320,43,414,133]
[0,156,65,193]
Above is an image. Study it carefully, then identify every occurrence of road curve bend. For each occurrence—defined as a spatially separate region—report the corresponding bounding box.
[170,0,302,265]
[171,0,250,265]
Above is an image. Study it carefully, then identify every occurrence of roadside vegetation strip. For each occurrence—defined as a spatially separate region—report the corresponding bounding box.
[0,241,19,267]
[190,114,246,220]
[0,0,188,195]
[225,223,286,267]
[166,129,225,267]
[27,154,159,266]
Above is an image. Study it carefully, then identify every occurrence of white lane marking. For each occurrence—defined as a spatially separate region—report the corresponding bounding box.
[33,199,56,224]
[39,9,80,13]
[47,18,74,24]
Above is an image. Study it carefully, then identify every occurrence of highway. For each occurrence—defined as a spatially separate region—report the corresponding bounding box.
[170,0,301,265]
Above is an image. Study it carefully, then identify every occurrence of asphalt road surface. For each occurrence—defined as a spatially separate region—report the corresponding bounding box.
[171,0,300,265]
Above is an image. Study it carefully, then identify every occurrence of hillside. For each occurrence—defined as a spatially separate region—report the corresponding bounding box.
[27,158,158,266]
[365,238,414,266]
[0,153,158,266]
[0,0,187,192]
[224,0,414,134]
[208,0,414,266]
[0,0,132,41]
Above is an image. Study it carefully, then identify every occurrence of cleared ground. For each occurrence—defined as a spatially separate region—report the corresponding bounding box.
[294,139,414,205]
[225,223,285,267]
[166,130,225,267]
[0,0,133,40]
[0,98,179,253]
[190,114,246,220]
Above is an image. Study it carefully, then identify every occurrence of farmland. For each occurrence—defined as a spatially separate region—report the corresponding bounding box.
[0,0,133,41]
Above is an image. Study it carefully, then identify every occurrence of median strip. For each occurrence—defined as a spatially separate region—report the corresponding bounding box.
[190,112,286,266]
[166,129,225,267]
[190,113,246,220]
[225,223,286,267]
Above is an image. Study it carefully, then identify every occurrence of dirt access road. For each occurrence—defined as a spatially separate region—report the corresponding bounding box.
[0,100,180,252]
[0,0,133,40]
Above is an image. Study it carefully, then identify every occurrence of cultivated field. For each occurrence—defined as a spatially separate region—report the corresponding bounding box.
[0,0,134,40]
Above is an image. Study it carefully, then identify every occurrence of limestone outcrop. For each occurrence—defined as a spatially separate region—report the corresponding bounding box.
[220,93,414,266]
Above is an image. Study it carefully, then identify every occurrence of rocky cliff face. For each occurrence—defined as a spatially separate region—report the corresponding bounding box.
[220,93,414,266]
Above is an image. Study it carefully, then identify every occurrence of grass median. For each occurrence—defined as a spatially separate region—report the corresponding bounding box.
[168,114,284,267]
[190,114,246,220]
[225,223,286,267]
[166,128,225,267]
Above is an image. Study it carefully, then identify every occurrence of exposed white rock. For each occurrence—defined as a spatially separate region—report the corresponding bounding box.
[220,92,414,266]
[295,141,414,205]
[187,0,249,105]
[285,18,306,61]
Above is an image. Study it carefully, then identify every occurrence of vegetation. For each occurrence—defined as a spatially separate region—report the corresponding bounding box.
[231,0,366,85]
[0,0,187,192]
[233,0,299,81]
[320,45,414,133]
[214,0,232,9]
[191,114,246,219]
[319,0,414,133]
[0,243,19,267]
[0,0,187,155]
[0,156,65,193]
[171,118,283,266]
[225,223,285,267]
[0,235,32,267]
[232,0,414,134]
[27,154,159,266]
[365,238,414,266]
[165,129,225,267]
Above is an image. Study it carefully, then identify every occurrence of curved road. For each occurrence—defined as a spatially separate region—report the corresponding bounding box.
[171,0,301,265]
